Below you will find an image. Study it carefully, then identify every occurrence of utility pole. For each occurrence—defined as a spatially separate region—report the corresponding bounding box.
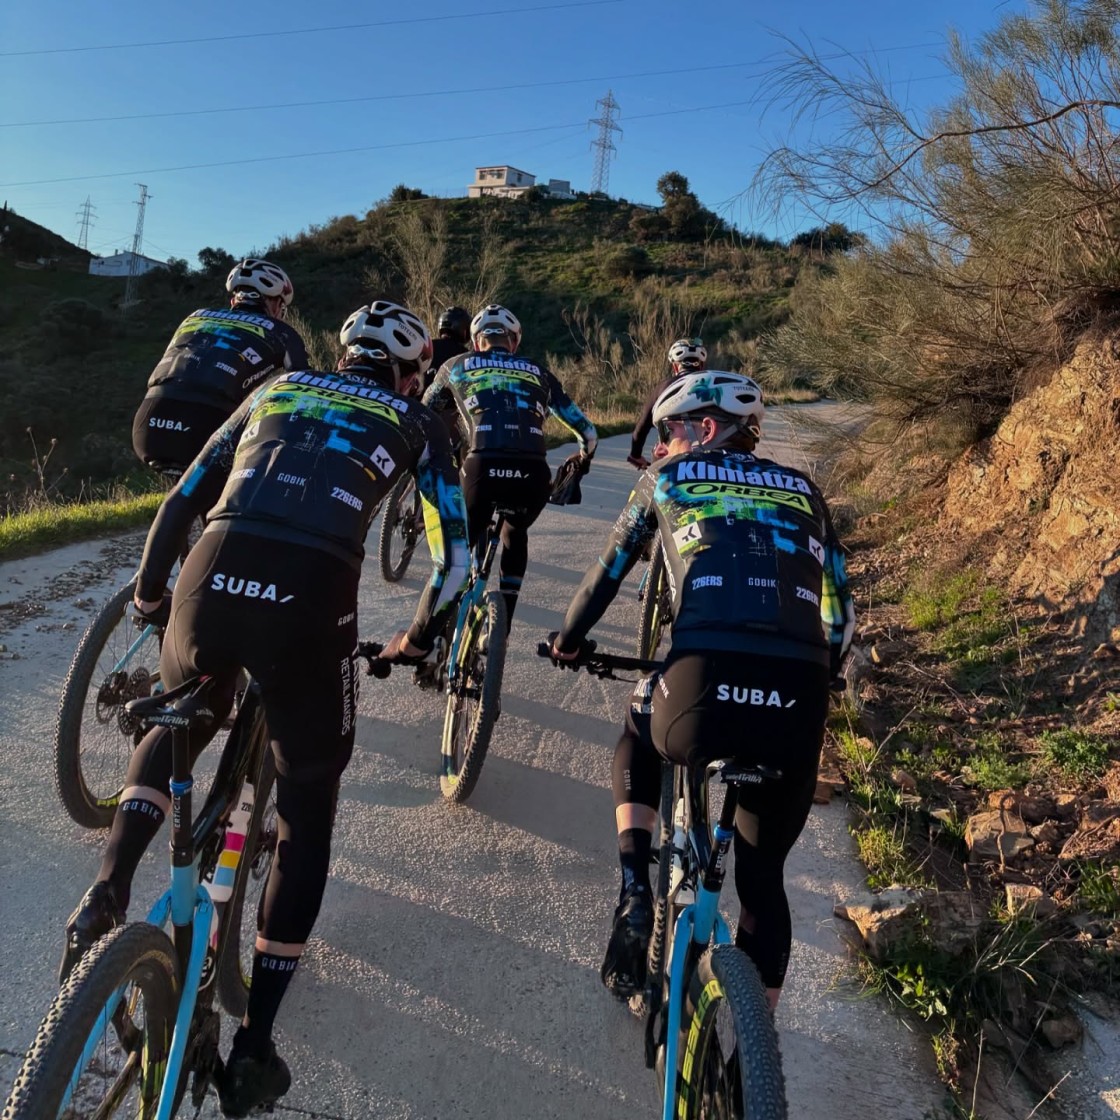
[122,183,150,309]
[75,196,96,251]
[588,90,622,196]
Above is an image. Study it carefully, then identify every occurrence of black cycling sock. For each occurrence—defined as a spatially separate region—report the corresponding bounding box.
[618,827,652,897]
[96,798,166,911]
[238,950,302,1056]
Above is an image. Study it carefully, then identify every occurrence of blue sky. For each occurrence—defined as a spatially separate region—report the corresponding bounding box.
[1,0,1026,264]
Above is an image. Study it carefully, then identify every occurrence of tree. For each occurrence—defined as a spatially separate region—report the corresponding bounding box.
[655,171,706,239]
[197,246,235,277]
[389,184,427,203]
[790,223,865,255]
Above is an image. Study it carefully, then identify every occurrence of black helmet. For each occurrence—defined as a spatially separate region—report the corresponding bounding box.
[437,306,471,341]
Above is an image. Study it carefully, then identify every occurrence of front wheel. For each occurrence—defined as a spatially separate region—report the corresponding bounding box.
[216,717,278,1020]
[55,580,163,829]
[675,945,787,1120]
[378,475,424,583]
[439,591,507,802]
[2,923,179,1120]
[636,545,669,661]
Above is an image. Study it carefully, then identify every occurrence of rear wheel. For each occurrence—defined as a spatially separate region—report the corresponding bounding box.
[378,475,424,583]
[55,581,163,829]
[2,923,178,1120]
[637,545,669,661]
[675,945,786,1120]
[439,591,507,803]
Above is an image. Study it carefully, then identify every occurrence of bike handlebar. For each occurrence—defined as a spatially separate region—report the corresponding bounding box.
[535,640,661,679]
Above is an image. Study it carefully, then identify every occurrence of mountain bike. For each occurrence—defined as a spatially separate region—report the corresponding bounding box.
[536,640,788,1120]
[4,675,278,1119]
[636,534,670,661]
[360,504,510,803]
[377,473,425,583]
[54,495,211,830]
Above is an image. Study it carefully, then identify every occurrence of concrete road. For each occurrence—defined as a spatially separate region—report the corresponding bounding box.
[0,413,948,1119]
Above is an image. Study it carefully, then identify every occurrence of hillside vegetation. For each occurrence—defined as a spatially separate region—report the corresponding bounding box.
[1,186,835,511]
[758,1,1120,1110]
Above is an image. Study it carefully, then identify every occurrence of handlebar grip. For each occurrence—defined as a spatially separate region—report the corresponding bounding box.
[536,642,552,658]
[369,659,392,680]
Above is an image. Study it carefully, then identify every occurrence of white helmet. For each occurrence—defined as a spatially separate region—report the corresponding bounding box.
[652,371,764,436]
[667,337,707,372]
[225,258,294,307]
[339,301,433,383]
[471,304,521,350]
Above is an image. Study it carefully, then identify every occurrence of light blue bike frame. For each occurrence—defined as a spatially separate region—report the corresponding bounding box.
[659,820,735,1120]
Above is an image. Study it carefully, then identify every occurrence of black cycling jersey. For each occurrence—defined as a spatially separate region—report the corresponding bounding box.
[629,372,676,460]
[559,446,855,670]
[426,338,468,391]
[423,347,597,458]
[138,367,469,647]
[144,303,309,412]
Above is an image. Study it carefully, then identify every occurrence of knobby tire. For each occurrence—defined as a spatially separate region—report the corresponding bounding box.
[637,545,668,661]
[2,923,178,1120]
[378,474,422,583]
[440,590,507,803]
[215,717,278,1019]
[676,945,786,1120]
[55,580,158,829]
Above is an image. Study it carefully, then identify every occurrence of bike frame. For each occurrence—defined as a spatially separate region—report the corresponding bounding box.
[658,764,737,1120]
[444,510,506,689]
[61,683,265,1117]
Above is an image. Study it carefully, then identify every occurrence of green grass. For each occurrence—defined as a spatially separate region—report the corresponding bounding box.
[1077,863,1120,917]
[855,822,929,890]
[1039,728,1112,780]
[0,493,162,561]
[960,732,1033,791]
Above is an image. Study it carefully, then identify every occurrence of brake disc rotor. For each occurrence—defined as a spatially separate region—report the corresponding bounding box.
[116,668,152,736]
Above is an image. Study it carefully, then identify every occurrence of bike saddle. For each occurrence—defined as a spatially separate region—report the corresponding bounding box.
[124,676,218,729]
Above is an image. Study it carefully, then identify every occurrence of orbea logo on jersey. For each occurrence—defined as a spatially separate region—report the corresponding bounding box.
[209,574,294,602]
[716,685,796,708]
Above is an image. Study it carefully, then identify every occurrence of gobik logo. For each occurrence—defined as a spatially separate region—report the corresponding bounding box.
[209,574,295,602]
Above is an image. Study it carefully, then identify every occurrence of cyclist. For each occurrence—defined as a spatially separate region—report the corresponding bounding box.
[427,305,472,388]
[423,303,597,630]
[132,258,308,473]
[547,371,854,1012]
[62,300,468,1116]
[626,337,707,470]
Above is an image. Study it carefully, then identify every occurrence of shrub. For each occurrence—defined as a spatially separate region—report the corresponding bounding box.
[1039,729,1111,781]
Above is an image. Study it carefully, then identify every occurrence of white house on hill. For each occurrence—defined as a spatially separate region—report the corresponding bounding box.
[89,250,168,278]
[468,166,536,198]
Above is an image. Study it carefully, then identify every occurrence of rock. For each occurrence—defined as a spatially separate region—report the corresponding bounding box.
[1040,1014,1083,1048]
[1059,804,1120,862]
[1004,883,1058,918]
[813,779,833,805]
[1092,642,1119,659]
[890,768,918,793]
[834,889,984,959]
[870,641,907,667]
[987,790,1056,825]
[965,809,1035,863]
[1030,821,1061,845]
[1054,793,1079,819]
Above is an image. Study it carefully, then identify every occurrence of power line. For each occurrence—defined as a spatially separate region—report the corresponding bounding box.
[0,100,769,188]
[0,0,622,57]
[122,184,150,309]
[75,195,95,249]
[0,44,948,128]
[589,91,622,194]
